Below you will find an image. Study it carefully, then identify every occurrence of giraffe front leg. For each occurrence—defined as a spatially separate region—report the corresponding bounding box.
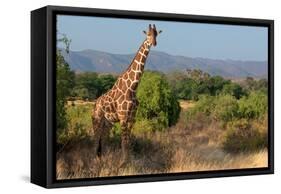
[120,121,132,166]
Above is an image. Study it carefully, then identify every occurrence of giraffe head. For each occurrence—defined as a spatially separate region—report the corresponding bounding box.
[143,24,162,47]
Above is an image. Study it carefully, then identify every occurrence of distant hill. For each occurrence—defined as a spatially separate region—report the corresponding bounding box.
[61,49,267,78]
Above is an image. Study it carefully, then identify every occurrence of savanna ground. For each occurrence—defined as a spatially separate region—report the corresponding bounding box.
[56,100,267,180]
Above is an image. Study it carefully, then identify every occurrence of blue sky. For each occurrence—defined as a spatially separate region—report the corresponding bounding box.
[57,15,268,61]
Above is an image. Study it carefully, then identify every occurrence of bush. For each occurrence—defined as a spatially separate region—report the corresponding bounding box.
[98,74,117,96]
[187,91,267,124]
[221,82,246,99]
[176,78,199,100]
[185,92,268,153]
[187,94,238,123]
[73,72,100,99]
[238,91,267,119]
[72,87,90,100]
[207,76,229,96]
[135,71,180,131]
[71,73,117,100]
[222,119,267,152]
[189,95,215,116]
[109,123,122,145]
[133,119,165,135]
[212,95,238,122]
[57,104,92,145]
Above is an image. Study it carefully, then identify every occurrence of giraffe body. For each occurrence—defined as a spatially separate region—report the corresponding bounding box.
[91,24,161,162]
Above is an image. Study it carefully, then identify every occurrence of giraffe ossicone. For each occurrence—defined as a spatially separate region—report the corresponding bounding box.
[91,24,162,163]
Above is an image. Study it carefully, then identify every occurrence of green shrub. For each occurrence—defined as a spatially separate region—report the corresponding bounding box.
[212,95,238,122]
[207,76,230,96]
[222,119,267,152]
[238,91,267,119]
[185,95,215,129]
[221,82,246,99]
[176,78,199,100]
[57,104,92,145]
[132,119,165,135]
[190,95,215,116]
[71,73,117,100]
[72,87,89,100]
[98,74,117,96]
[187,91,267,125]
[187,94,238,123]
[135,71,180,131]
[109,123,122,146]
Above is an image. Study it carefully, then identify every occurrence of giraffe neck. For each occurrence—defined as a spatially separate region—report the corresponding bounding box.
[114,39,152,94]
[127,39,151,76]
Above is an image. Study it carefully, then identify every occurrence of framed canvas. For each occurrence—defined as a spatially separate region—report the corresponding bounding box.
[31,5,274,188]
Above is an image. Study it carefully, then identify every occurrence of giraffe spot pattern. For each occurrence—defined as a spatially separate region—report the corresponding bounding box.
[135,53,141,61]
[121,81,127,92]
[118,95,125,104]
[125,90,134,100]
[126,79,131,87]
[129,71,135,80]
[122,101,128,110]
[131,81,138,90]
[123,73,128,80]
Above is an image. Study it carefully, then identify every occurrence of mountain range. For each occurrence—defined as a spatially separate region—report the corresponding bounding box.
[61,49,267,78]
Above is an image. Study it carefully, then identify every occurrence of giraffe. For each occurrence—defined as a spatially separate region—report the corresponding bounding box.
[91,24,162,162]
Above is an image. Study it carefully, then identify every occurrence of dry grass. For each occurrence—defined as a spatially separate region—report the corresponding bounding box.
[169,147,267,173]
[57,130,267,179]
[56,134,173,179]
[56,100,268,180]
[179,100,195,110]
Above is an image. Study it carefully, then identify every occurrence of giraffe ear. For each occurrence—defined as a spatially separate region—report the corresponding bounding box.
[143,30,147,35]
[158,30,162,34]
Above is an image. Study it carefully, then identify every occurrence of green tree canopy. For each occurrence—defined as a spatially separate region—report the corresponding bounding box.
[221,82,246,99]
[72,73,117,100]
[135,71,180,130]
[56,35,74,130]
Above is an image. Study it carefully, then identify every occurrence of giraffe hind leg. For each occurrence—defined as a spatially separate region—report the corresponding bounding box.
[91,128,102,158]
[91,116,103,158]
[92,116,112,158]
[97,138,102,157]
[100,121,112,156]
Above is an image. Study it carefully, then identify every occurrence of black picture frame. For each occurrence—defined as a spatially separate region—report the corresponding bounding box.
[31,5,274,188]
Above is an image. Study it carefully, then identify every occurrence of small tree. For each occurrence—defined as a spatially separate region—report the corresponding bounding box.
[135,71,180,132]
[221,82,246,99]
[97,74,117,96]
[56,35,74,135]
[74,72,100,99]
[207,76,229,96]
